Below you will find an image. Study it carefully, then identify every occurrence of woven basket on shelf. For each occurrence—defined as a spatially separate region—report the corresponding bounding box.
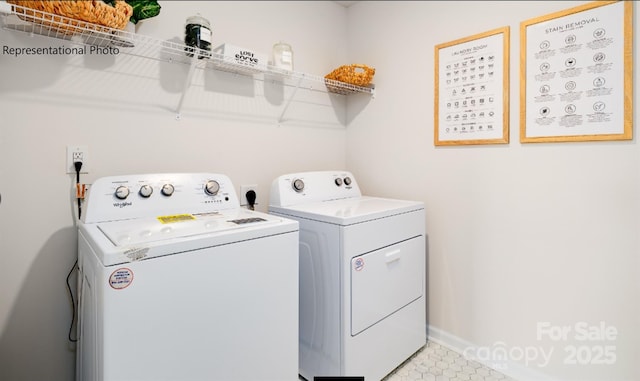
[7,0,133,32]
[324,63,375,87]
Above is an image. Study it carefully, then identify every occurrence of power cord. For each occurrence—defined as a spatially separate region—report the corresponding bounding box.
[74,161,83,219]
[67,160,83,343]
[66,260,78,343]
[246,189,257,211]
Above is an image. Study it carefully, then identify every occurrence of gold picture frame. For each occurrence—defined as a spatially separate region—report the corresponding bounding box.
[520,0,633,143]
[435,27,510,146]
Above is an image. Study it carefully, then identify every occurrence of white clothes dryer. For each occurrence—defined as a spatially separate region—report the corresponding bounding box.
[76,173,299,381]
[269,171,426,381]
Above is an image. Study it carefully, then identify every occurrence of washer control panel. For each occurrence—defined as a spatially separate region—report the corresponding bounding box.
[82,173,240,223]
[270,170,362,207]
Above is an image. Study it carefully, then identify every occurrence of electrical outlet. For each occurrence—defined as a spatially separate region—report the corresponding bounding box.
[240,184,258,207]
[67,145,89,174]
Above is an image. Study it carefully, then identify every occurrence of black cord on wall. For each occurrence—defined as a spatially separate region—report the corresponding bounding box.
[66,161,84,343]
[66,260,78,343]
[75,161,83,219]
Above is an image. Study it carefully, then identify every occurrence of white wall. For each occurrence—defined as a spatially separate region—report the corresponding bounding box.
[0,2,350,380]
[346,1,639,381]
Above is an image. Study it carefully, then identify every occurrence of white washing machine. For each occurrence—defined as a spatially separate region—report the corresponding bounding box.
[76,173,299,381]
[269,171,426,381]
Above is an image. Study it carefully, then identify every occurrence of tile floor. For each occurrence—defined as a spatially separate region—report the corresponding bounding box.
[383,341,516,381]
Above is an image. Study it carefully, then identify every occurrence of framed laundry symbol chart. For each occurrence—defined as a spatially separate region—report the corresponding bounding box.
[434,26,510,146]
[520,0,633,143]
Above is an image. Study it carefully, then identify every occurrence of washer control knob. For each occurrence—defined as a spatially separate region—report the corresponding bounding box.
[334,178,343,186]
[115,186,130,200]
[161,184,175,197]
[343,176,352,186]
[292,179,305,192]
[139,185,153,198]
[204,180,220,196]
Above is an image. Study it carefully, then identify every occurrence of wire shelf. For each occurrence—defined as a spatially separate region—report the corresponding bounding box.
[0,1,375,96]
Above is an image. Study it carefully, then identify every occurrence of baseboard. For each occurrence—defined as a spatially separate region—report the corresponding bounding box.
[427,325,559,381]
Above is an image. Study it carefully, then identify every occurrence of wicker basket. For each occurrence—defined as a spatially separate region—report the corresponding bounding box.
[324,64,375,87]
[7,0,133,32]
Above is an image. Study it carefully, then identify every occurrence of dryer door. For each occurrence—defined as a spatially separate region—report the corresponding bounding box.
[350,236,424,336]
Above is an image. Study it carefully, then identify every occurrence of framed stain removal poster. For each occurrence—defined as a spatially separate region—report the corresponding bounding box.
[435,27,510,146]
[520,0,633,143]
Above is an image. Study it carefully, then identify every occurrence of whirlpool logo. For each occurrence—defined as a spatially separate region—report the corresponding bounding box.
[113,201,132,208]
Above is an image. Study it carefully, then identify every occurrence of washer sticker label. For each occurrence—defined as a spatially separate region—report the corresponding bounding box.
[157,214,196,224]
[109,268,134,290]
[123,247,149,261]
[353,257,365,271]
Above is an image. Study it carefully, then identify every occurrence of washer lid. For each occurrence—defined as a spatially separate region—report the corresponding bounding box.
[81,209,299,266]
[97,209,282,247]
[269,196,423,225]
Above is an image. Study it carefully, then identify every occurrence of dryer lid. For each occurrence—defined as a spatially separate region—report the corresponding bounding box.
[269,196,423,225]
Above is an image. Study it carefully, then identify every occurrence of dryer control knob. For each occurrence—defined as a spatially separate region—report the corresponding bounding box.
[115,186,130,200]
[204,180,220,196]
[161,184,175,197]
[292,179,305,192]
[139,185,153,198]
[343,176,352,186]
[334,178,343,186]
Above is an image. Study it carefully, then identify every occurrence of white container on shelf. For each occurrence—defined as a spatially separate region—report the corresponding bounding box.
[213,43,268,73]
[272,41,293,71]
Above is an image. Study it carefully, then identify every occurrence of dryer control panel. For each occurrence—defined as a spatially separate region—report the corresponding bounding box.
[270,170,362,207]
[82,173,240,223]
